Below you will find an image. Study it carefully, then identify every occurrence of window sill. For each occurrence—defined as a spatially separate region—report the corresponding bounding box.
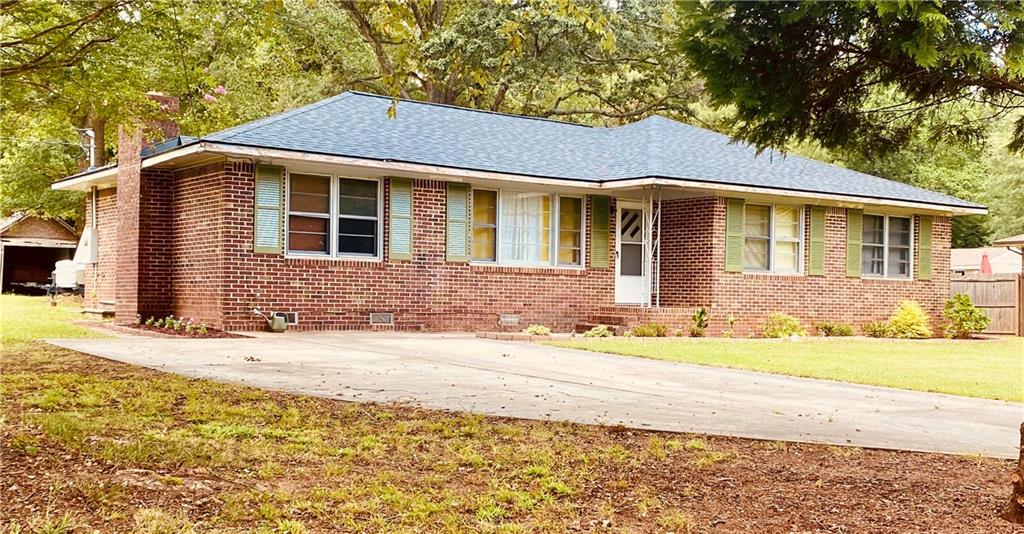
[469,262,587,275]
[860,276,916,282]
[284,254,382,265]
[740,271,805,278]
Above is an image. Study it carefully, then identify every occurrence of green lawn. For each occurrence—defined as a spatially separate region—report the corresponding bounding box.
[1,294,106,349]
[548,337,1024,402]
[1,296,1014,532]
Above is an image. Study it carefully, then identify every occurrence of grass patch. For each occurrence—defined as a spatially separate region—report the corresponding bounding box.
[547,337,1024,402]
[1,296,1017,532]
[1,294,105,348]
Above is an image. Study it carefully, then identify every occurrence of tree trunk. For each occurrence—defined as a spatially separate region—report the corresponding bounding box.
[1004,422,1024,523]
[89,114,107,166]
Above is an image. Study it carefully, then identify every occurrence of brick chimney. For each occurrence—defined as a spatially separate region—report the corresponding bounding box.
[144,91,180,141]
[112,91,179,322]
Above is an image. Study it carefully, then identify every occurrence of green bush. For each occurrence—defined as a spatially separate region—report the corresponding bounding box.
[887,300,933,339]
[523,324,551,336]
[689,307,710,337]
[862,321,891,338]
[761,313,806,338]
[629,323,668,337]
[942,293,991,339]
[814,321,854,337]
[583,325,614,338]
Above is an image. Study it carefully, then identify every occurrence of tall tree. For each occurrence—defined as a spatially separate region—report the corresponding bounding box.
[676,1,1024,154]
[334,0,700,124]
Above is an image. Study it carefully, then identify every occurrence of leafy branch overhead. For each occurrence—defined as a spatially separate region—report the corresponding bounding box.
[678,1,1024,154]
[333,0,700,123]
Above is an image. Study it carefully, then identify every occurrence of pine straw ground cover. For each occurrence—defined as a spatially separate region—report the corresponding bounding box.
[2,345,1020,533]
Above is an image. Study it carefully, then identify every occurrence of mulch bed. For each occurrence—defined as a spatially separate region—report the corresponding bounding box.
[99,322,248,339]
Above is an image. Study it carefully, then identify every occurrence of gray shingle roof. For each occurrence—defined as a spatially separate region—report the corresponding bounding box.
[202,91,981,210]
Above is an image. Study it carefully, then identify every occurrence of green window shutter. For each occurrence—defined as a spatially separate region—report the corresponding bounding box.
[389,178,413,260]
[918,215,933,280]
[808,206,826,275]
[724,198,745,273]
[846,209,863,277]
[254,165,283,254]
[589,195,610,268]
[445,182,470,262]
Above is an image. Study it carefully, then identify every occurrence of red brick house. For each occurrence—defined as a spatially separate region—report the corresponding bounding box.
[53,92,985,334]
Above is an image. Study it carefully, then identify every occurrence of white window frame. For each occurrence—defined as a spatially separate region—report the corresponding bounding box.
[469,188,586,269]
[471,188,499,263]
[742,203,804,275]
[862,213,914,280]
[285,170,383,260]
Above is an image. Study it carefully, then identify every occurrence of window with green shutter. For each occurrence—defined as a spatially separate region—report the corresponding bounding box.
[918,215,933,280]
[446,183,470,262]
[724,198,745,272]
[589,195,610,268]
[808,206,826,275]
[254,165,283,253]
[389,178,413,260]
[845,209,862,277]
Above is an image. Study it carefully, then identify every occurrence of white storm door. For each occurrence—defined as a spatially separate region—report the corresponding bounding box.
[615,203,645,304]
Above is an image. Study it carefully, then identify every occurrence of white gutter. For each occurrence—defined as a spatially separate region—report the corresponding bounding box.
[52,140,987,216]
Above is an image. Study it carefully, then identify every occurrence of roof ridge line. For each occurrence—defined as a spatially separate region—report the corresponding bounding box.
[347,91,596,129]
[208,92,355,142]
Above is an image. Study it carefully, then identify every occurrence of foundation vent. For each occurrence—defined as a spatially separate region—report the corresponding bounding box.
[369,312,395,325]
[274,312,299,325]
[498,314,520,327]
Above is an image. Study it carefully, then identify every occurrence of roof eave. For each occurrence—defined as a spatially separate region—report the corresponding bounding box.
[53,141,987,215]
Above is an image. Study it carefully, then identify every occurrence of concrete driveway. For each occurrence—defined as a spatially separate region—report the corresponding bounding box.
[48,332,1022,459]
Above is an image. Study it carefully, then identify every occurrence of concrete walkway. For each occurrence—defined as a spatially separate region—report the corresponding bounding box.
[48,332,1023,459]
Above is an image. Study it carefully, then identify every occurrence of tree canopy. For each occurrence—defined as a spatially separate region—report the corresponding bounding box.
[678,0,1024,155]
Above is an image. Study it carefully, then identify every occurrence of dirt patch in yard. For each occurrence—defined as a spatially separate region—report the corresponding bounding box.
[2,345,1020,533]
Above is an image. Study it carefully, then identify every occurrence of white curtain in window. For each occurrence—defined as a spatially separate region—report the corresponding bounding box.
[500,192,550,263]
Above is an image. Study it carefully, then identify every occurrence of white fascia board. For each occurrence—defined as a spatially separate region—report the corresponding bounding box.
[601,177,986,216]
[55,141,985,216]
[51,143,206,191]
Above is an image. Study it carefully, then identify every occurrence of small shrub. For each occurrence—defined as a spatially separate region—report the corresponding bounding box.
[523,324,551,336]
[814,321,854,337]
[583,325,613,337]
[862,321,891,338]
[689,307,710,337]
[629,323,668,337]
[761,313,806,338]
[144,316,155,327]
[722,314,737,338]
[153,318,164,328]
[942,293,990,339]
[134,314,142,325]
[198,323,208,336]
[888,300,933,339]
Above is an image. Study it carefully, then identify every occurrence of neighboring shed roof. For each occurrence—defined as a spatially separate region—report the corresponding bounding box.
[201,92,981,210]
[0,213,77,242]
[993,233,1024,247]
[950,247,1022,274]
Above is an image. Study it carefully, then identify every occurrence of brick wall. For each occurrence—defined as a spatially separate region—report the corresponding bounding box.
[83,188,117,309]
[169,162,226,323]
[114,127,142,320]
[87,158,954,335]
[215,162,616,331]
[658,197,952,336]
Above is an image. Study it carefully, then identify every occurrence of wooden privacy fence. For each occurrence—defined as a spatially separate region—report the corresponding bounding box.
[950,273,1023,335]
